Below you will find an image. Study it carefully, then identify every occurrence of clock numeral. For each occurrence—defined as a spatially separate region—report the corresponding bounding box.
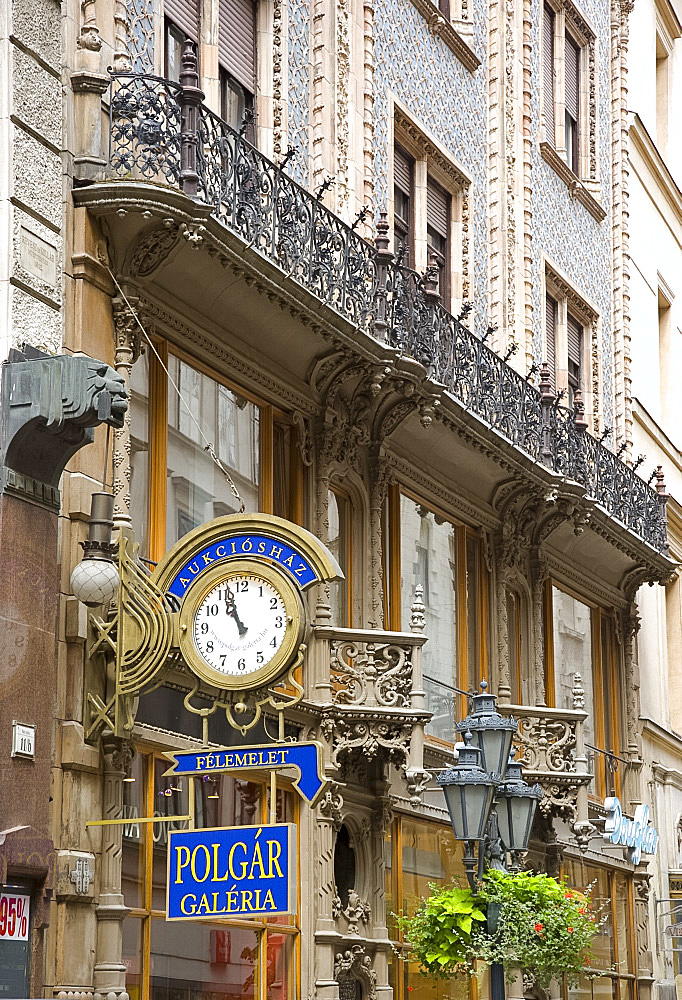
[200,622,208,634]
[206,640,214,653]
[270,597,278,610]
[270,636,277,648]
[274,615,283,628]
[256,650,264,664]
[237,580,249,592]
[220,654,227,667]
[206,604,219,617]
[237,658,246,671]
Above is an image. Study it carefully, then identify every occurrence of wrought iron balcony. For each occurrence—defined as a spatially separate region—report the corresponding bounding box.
[104,54,669,555]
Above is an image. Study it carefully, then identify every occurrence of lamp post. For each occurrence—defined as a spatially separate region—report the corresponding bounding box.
[437,681,542,1000]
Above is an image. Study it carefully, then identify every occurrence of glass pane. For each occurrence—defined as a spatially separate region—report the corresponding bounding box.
[151,759,191,911]
[614,874,631,974]
[552,588,594,786]
[273,423,291,521]
[122,916,143,1000]
[265,788,297,927]
[385,828,396,939]
[194,774,263,833]
[400,496,458,741]
[328,489,351,626]
[566,861,613,972]
[266,931,296,1000]
[404,955,468,999]
[150,918,260,999]
[122,753,146,910]
[601,617,622,794]
[167,356,259,547]
[401,819,464,917]
[129,352,149,556]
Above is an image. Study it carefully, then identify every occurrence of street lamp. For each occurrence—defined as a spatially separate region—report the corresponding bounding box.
[437,682,543,1000]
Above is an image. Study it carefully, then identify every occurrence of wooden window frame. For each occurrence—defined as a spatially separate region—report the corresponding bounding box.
[123,748,300,1000]
[140,337,302,563]
[545,267,597,428]
[544,583,624,800]
[387,488,491,730]
[328,483,354,628]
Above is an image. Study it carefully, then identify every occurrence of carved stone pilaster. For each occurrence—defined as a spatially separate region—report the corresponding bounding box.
[112,296,143,529]
[113,0,132,72]
[93,740,131,1000]
[317,783,344,928]
[530,553,549,706]
[633,869,653,1000]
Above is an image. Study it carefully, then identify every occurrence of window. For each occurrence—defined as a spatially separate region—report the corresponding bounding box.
[386,815,467,1000]
[129,342,302,563]
[328,486,353,627]
[219,0,256,132]
[564,860,636,1000]
[542,1,596,182]
[545,270,596,423]
[393,145,413,264]
[122,752,298,999]
[545,584,624,798]
[506,587,528,705]
[391,492,491,741]
[392,114,467,310]
[427,177,451,303]
[163,0,200,81]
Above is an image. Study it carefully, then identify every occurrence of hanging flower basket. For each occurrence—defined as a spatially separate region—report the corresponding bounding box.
[396,870,599,987]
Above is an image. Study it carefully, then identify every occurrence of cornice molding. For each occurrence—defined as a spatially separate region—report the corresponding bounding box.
[539,142,607,222]
[629,114,682,223]
[393,104,472,190]
[407,0,481,72]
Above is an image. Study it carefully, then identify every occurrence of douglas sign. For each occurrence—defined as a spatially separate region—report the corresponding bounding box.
[603,797,659,864]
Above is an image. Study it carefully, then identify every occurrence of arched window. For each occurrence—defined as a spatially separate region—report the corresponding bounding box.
[333,824,356,909]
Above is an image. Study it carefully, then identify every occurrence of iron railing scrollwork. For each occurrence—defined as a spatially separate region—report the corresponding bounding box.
[104,51,669,555]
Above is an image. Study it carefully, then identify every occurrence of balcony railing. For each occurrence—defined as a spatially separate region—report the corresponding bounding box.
[105,57,669,555]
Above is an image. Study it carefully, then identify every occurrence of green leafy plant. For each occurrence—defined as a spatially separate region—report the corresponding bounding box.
[396,870,599,987]
[395,883,486,976]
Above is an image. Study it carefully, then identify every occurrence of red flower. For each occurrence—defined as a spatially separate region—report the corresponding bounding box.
[578,908,586,915]
[565,891,574,899]
[408,988,413,993]
[585,958,591,966]
[534,923,543,933]
[567,927,574,933]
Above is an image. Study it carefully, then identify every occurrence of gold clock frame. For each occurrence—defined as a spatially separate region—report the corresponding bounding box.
[177,559,305,691]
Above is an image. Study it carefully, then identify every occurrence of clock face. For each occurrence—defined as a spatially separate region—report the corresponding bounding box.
[192,572,289,679]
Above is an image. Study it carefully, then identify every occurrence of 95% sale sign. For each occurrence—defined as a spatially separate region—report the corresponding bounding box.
[0,891,29,940]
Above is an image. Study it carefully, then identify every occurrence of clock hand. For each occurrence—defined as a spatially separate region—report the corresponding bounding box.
[225,584,249,638]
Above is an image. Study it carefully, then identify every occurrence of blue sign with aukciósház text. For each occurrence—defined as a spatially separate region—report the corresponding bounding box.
[167,534,317,598]
[167,823,296,920]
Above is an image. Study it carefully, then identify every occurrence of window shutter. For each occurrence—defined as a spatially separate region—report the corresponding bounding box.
[543,5,555,140]
[219,0,257,93]
[567,313,582,367]
[427,178,449,239]
[165,0,199,42]
[394,146,412,196]
[546,293,557,386]
[565,33,580,122]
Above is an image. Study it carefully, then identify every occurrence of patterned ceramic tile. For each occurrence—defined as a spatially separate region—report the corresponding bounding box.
[287,0,310,186]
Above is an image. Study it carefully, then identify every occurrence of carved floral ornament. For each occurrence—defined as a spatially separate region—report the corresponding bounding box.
[334,944,378,1000]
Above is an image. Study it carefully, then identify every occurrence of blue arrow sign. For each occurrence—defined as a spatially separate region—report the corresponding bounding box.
[163,741,328,805]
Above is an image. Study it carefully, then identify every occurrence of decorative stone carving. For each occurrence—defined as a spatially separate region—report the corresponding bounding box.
[128,223,180,277]
[333,888,372,935]
[404,768,430,806]
[1,347,128,506]
[318,782,344,830]
[56,853,96,900]
[330,638,414,708]
[112,294,145,527]
[334,944,377,1000]
[320,712,414,770]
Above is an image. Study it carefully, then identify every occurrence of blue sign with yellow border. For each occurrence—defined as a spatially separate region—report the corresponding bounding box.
[167,534,317,598]
[167,823,296,920]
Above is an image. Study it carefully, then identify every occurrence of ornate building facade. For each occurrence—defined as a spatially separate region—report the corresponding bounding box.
[0,0,677,996]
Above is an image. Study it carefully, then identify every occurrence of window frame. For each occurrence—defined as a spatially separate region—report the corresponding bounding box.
[386,486,491,732]
[544,267,597,427]
[541,0,597,184]
[122,747,300,1000]
[543,581,625,800]
[137,337,303,563]
[327,483,354,628]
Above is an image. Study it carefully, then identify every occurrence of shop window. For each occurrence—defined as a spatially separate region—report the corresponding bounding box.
[386,815,468,1000]
[328,486,353,627]
[128,342,302,563]
[122,751,298,998]
[545,585,623,798]
[391,493,490,742]
[564,859,636,1000]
